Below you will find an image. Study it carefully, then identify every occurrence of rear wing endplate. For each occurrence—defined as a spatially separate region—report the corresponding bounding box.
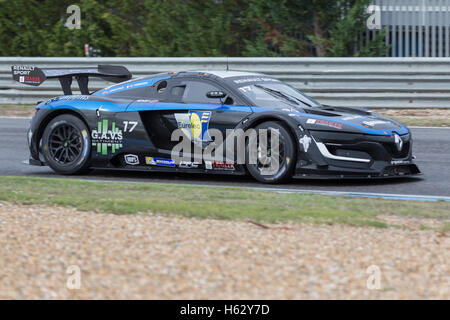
[11,64,132,95]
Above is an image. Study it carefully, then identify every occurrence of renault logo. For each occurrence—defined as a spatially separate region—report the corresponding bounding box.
[393,133,403,152]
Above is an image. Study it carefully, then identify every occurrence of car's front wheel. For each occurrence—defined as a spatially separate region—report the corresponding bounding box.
[245,121,296,183]
[41,114,91,175]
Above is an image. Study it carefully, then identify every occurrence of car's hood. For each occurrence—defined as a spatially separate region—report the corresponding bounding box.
[290,105,409,136]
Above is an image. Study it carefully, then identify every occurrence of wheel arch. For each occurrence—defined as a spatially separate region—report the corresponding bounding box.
[242,113,301,145]
[34,108,90,154]
[241,114,299,183]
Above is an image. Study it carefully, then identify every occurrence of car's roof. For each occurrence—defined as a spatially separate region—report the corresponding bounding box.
[189,70,265,78]
[94,70,272,97]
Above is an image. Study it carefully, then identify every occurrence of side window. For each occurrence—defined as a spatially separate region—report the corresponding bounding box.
[224,96,234,105]
[171,85,186,98]
[182,81,226,104]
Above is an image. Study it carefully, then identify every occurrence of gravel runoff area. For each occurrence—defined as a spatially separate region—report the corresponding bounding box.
[373,108,450,127]
[0,202,448,299]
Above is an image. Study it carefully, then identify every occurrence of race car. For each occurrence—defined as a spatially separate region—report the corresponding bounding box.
[12,64,421,183]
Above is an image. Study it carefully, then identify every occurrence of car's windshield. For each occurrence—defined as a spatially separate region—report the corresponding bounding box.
[237,83,321,109]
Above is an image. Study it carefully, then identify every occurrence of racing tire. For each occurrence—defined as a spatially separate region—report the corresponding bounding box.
[41,114,91,175]
[246,121,296,184]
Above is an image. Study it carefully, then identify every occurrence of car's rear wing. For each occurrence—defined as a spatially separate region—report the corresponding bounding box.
[11,64,132,95]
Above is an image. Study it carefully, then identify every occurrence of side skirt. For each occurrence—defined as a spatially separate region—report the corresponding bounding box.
[89,166,247,176]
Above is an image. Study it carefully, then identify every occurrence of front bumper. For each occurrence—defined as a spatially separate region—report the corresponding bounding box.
[293,163,421,179]
[294,130,422,179]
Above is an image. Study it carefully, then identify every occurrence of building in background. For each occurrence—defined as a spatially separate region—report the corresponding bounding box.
[370,0,450,57]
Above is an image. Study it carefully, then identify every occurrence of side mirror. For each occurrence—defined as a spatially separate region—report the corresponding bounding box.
[206,91,227,99]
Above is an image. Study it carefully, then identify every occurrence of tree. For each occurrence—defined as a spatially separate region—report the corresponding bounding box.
[310,0,387,57]
[132,0,249,57]
[239,0,313,56]
[0,0,386,57]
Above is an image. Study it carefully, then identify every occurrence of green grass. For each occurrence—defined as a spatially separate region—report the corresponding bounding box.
[0,176,449,228]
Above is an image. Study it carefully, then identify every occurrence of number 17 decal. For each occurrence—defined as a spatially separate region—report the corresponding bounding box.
[123,121,138,132]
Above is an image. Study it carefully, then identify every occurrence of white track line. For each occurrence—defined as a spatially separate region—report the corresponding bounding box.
[0,116,31,119]
[78,178,450,202]
[248,187,450,202]
[409,126,450,129]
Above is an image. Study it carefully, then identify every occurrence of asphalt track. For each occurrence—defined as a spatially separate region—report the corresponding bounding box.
[1,117,449,199]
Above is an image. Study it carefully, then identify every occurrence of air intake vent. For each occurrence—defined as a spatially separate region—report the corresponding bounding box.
[303,109,339,117]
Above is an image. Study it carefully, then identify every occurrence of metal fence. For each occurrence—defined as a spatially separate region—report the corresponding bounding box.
[370,0,450,57]
[2,57,450,108]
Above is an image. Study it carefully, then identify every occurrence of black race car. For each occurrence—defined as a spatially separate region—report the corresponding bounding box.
[12,64,421,183]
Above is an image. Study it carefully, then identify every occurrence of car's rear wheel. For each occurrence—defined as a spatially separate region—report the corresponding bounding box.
[41,114,91,175]
[246,121,296,183]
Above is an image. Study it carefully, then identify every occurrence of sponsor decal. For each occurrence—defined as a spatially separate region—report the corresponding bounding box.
[391,159,411,165]
[174,111,212,142]
[126,81,148,89]
[178,161,200,169]
[205,161,212,170]
[57,95,89,101]
[306,118,342,130]
[135,99,159,103]
[91,120,123,155]
[233,77,280,84]
[362,120,391,128]
[145,157,175,167]
[98,76,170,96]
[109,86,124,93]
[19,75,40,83]
[281,108,301,117]
[341,115,363,121]
[12,65,35,75]
[239,86,253,93]
[212,161,235,171]
[299,135,312,152]
[282,108,301,117]
[123,121,138,132]
[12,65,43,85]
[124,154,139,165]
